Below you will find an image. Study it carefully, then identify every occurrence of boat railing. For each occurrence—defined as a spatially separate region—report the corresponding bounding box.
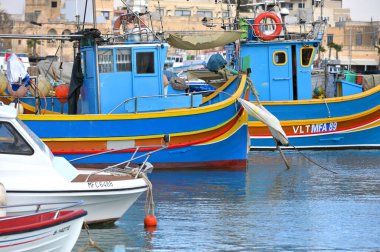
[70,135,171,180]
[0,201,84,220]
[241,18,326,42]
[108,90,212,114]
[80,145,167,181]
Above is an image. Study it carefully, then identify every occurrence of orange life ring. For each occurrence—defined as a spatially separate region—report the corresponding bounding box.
[113,16,127,35]
[253,12,282,41]
[113,15,147,35]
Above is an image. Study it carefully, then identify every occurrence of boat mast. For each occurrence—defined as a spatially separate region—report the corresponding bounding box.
[91,0,101,113]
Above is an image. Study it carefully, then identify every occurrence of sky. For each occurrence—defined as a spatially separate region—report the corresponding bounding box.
[0,0,379,22]
[342,0,380,21]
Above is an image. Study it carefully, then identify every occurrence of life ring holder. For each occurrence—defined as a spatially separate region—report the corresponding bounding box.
[253,12,282,41]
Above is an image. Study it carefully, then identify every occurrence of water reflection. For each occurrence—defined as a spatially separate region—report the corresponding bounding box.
[74,150,380,251]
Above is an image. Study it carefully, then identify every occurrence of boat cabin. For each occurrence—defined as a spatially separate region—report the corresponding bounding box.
[229,40,319,102]
[79,42,203,114]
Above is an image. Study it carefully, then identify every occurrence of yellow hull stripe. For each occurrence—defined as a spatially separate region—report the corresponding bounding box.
[20,75,247,121]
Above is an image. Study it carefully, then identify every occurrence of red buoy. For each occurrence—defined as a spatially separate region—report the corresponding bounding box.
[55,83,69,103]
[144,215,157,227]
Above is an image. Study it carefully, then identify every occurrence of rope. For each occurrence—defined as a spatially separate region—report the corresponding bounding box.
[77,222,105,252]
[140,173,154,216]
[290,144,338,174]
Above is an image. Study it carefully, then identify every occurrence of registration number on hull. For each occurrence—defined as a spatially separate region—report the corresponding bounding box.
[292,122,338,135]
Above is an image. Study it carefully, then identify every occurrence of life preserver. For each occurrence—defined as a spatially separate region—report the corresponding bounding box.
[113,15,127,35]
[113,15,147,35]
[253,12,282,41]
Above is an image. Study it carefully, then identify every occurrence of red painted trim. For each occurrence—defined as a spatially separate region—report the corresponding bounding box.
[0,209,87,236]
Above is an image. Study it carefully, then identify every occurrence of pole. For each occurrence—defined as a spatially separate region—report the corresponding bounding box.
[92,0,97,29]
[349,27,352,71]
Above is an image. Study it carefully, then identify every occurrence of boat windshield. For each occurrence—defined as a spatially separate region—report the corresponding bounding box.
[16,118,52,158]
[0,121,33,155]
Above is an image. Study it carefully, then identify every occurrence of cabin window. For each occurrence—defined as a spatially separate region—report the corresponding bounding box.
[116,49,131,72]
[0,121,33,155]
[300,47,314,67]
[136,52,155,74]
[273,51,287,66]
[98,50,114,73]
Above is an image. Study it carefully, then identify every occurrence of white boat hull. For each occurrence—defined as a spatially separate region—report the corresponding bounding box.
[6,187,147,224]
[0,212,84,252]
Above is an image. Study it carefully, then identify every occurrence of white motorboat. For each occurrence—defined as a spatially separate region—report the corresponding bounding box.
[0,102,155,224]
[0,201,86,252]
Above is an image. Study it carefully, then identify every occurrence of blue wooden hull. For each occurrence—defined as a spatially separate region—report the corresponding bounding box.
[249,85,380,149]
[19,75,250,169]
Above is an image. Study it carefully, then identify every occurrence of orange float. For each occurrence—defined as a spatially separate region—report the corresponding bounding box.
[55,83,69,103]
[144,215,157,227]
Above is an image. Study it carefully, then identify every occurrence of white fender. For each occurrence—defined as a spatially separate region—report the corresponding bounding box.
[238,98,289,146]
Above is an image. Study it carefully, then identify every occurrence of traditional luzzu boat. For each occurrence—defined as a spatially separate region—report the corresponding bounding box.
[0,102,155,224]
[224,0,380,150]
[0,6,249,169]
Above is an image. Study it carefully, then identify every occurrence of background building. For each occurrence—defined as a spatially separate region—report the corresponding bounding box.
[0,0,378,71]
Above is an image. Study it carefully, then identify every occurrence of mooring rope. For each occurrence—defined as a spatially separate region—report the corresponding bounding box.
[289,144,338,174]
[77,222,104,252]
[140,172,155,216]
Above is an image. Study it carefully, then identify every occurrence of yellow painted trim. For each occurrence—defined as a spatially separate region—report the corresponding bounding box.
[41,108,243,142]
[257,84,380,106]
[202,75,237,103]
[20,75,247,121]
[272,50,287,66]
[248,104,380,127]
[300,46,315,68]
[199,111,247,145]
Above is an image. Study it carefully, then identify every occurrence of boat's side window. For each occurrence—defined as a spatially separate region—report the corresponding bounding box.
[136,52,155,74]
[0,122,33,155]
[116,49,132,72]
[98,50,114,73]
[300,47,315,67]
[273,51,287,66]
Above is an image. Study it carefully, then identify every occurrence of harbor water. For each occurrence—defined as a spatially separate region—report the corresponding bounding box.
[74,150,380,251]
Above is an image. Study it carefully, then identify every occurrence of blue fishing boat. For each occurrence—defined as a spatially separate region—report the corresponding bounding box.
[224,1,380,150]
[0,6,249,169]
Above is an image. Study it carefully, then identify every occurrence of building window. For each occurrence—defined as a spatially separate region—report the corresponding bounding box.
[51,1,57,8]
[298,3,305,8]
[101,11,110,20]
[98,50,114,73]
[300,47,314,67]
[327,34,334,44]
[273,51,287,66]
[156,8,164,17]
[136,52,155,74]
[222,11,230,18]
[116,49,131,72]
[0,121,34,155]
[197,11,213,18]
[62,29,71,35]
[175,10,191,17]
[281,3,293,10]
[356,32,362,46]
